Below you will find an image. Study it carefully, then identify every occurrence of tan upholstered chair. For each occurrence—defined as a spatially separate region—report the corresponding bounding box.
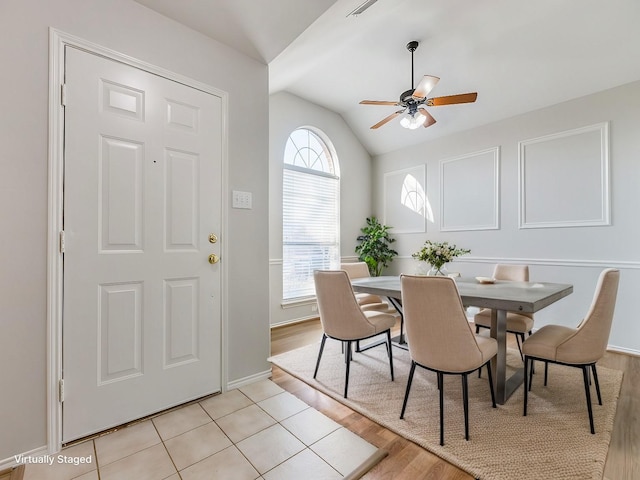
[340,262,394,313]
[523,268,620,434]
[400,275,497,445]
[474,264,533,360]
[313,270,395,398]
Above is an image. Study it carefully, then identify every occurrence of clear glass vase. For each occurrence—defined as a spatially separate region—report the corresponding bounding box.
[427,264,448,276]
[415,261,430,275]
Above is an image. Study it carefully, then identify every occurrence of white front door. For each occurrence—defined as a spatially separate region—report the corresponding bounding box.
[62,46,222,442]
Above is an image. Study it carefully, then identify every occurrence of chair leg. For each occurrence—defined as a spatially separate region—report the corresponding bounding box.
[523,356,529,416]
[475,325,480,334]
[386,330,394,381]
[344,341,352,398]
[462,373,470,441]
[438,372,445,446]
[400,361,416,419]
[582,365,596,434]
[313,334,327,378]
[485,361,496,408]
[515,333,524,361]
[528,331,535,375]
[528,357,534,392]
[544,362,549,386]
[343,342,350,364]
[591,364,602,405]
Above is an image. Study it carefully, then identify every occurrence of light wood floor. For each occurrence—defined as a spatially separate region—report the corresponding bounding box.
[270,318,640,480]
[0,465,24,480]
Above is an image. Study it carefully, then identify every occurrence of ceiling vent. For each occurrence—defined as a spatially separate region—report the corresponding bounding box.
[347,0,380,17]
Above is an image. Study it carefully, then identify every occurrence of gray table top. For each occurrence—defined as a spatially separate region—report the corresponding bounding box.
[351,275,573,313]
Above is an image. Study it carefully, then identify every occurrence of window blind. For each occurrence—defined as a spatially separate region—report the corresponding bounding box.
[283,167,339,300]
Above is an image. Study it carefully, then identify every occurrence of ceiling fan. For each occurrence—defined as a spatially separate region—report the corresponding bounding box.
[360,41,478,130]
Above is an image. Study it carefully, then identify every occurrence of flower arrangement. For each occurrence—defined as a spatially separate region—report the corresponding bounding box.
[412,240,470,274]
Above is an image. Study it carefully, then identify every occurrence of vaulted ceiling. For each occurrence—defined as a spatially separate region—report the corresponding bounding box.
[136,0,640,155]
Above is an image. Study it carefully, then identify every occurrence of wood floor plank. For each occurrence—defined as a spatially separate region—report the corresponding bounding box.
[271,317,637,480]
[602,351,640,480]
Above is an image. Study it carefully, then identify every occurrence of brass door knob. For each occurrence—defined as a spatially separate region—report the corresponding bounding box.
[208,233,218,244]
[208,254,219,264]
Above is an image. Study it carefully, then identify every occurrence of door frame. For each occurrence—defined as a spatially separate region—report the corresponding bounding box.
[47,28,229,453]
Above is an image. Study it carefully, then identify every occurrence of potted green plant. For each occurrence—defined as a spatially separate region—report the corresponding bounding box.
[355,217,398,276]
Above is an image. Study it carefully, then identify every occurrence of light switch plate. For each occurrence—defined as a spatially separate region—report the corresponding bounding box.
[232,190,252,209]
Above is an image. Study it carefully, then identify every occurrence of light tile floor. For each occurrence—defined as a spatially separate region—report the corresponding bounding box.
[22,380,379,480]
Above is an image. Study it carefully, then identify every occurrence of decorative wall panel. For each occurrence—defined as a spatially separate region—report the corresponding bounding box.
[383,165,428,233]
[440,147,500,231]
[519,123,610,228]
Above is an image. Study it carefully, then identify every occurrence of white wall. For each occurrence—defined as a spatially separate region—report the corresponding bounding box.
[372,80,640,354]
[269,92,373,326]
[0,0,270,461]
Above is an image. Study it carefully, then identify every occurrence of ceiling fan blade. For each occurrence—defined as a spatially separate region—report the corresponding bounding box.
[412,75,440,100]
[370,109,405,129]
[360,100,400,106]
[427,92,478,106]
[418,108,436,128]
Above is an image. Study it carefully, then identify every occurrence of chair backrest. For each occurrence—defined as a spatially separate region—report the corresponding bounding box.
[493,264,529,282]
[314,270,378,340]
[340,262,371,279]
[493,264,533,319]
[401,275,484,372]
[557,268,620,363]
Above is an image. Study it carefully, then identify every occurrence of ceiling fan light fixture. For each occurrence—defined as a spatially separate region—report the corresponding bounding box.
[400,110,425,129]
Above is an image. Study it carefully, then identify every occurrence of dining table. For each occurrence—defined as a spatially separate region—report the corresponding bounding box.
[351,275,573,404]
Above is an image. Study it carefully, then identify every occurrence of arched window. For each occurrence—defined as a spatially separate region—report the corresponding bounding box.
[283,128,340,300]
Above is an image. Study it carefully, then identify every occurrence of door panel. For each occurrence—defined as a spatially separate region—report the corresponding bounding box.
[99,282,143,384]
[100,137,144,251]
[63,46,222,442]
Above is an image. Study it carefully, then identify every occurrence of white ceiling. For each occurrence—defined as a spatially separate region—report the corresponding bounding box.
[134,0,339,63]
[136,0,640,156]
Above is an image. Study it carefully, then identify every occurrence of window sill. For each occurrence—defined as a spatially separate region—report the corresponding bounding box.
[281,297,317,309]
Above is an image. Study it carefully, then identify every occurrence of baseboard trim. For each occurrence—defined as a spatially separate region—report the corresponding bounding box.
[0,446,48,472]
[607,345,640,357]
[226,369,273,391]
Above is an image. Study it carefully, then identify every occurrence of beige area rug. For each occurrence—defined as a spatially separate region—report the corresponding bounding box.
[269,340,623,480]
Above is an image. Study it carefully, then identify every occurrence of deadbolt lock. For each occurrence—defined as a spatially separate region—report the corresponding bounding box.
[208,254,219,265]
[208,233,218,244]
